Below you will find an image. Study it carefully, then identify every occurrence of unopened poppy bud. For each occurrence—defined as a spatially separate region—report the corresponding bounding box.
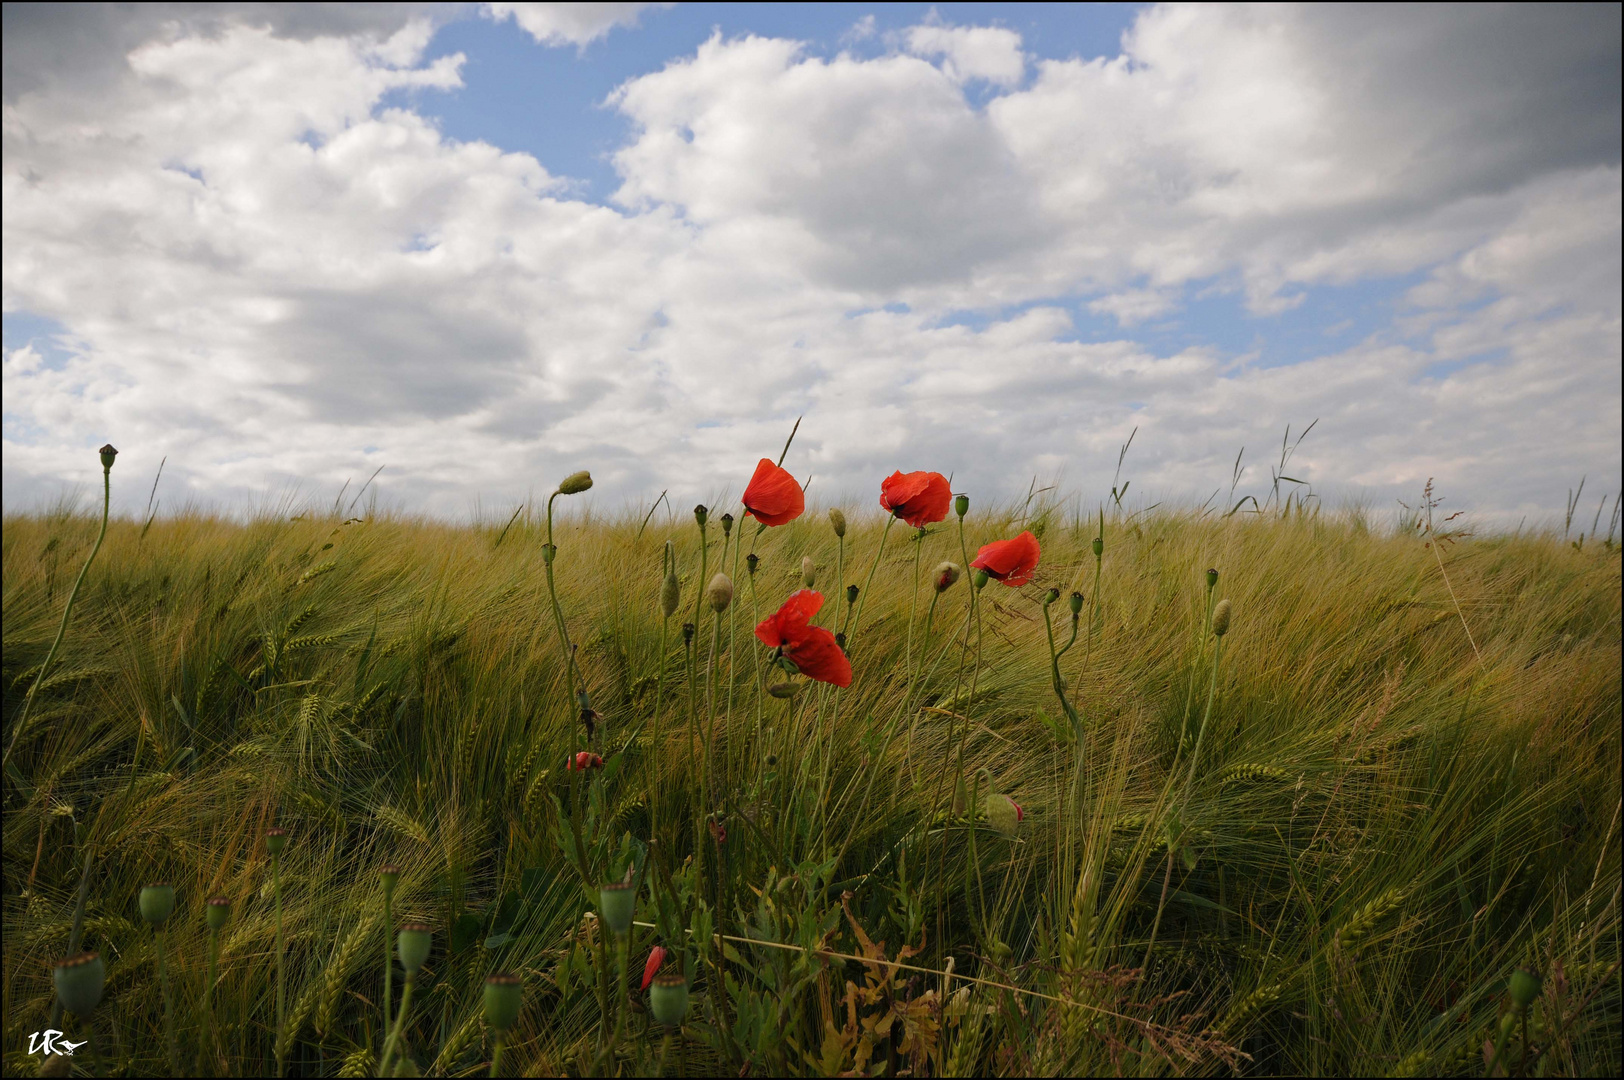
[846,584,859,605]
[641,945,669,991]
[140,883,177,926]
[206,896,231,930]
[98,443,118,470]
[556,471,593,495]
[266,827,288,856]
[1091,536,1103,558]
[567,751,603,771]
[660,571,680,617]
[801,556,816,588]
[599,883,636,935]
[954,494,969,519]
[973,569,990,590]
[483,973,523,1031]
[1509,968,1542,1010]
[768,682,803,699]
[1211,598,1232,637]
[54,953,106,1017]
[934,562,961,592]
[829,508,846,538]
[682,622,695,645]
[705,573,734,612]
[746,553,759,575]
[397,923,433,975]
[693,504,708,528]
[380,865,401,893]
[1206,568,1218,589]
[986,793,1023,836]
[708,818,727,846]
[649,974,690,1026]
[1043,587,1060,607]
[1068,591,1083,615]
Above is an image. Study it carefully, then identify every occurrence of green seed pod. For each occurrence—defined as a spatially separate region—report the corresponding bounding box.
[266,827,288,856]
[693,504,708,528]
[973,569,990,590]
[746,553,759,575]
[1509,968,1542,1010]
[660,571,680,617]
[1068,591,1084,615]
[934,562,961,592]
[483,973,523,1031]
[649,974,690,1026]
[541,543,557,565]
[53,953,106,1018]
[392,1056,422,1077]
[599,883,636,936]
[801,556,816,588]
[139,883,177,926]
[768,682,803,699]
[682,622,695,645]
[556,471,592,495]
[397,923,433,975]
[719,512,733,536]
[833,633,846,652]
[705,573,734,613]
[954,494,969,519]
[99,443,119,470]
[206,896,232,931]
[380,864,401,894]
[1206,568,1218,589]
[845,584,859,605]
[1211,598,1232,637]
[828,508,846,538]
[1091,536,1103,558]
[1043,587,1060,607]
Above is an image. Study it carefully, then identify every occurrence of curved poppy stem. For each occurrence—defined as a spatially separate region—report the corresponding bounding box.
[904,528,924,683]
[544,491,586,714]
[846,515,896,648]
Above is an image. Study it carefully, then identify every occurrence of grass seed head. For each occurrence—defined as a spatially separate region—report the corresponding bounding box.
[556,471,593,495]
[1212,598,1233,637]
[829,507,846,537]
[706,573,734,612]
[139,883,176,926]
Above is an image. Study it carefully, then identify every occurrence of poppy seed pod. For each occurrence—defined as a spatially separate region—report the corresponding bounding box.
[829,508,846,538]
[649,974,690,1026]
[768,682,803,699]
[206,896,232,931]
[802,556,816,588]
[380,865,401,893]
[973,569,990,590]
[397,923,433,974]
[266,827,288,856]
[1509,968,1542,1010]
[483,973,523,1031]
[99,443,119,470]
[140,883,176,926]
[1211,598,1232,637]
[53,953,106,1017]
[599,883,636,936]
[954,494,969,519]
[660,571,680,617]
[557,471,593,495]
[706,573,734,613]
[719,512,733,537]
[1068,591,1084,615]
[746,553,759,575]
[934,562,961,592]
[834,632,846,651]
[846,584,859,605]
[1092,536,1103,558]
[1043,587,1061,607]
[1206,568,1219,589]
[693,504,708,528]
[681,622,695,645]
[541,543,557,565]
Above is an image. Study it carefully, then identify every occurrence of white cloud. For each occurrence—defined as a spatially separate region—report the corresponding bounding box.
[482,3,668,48]
[905,22,1024,87]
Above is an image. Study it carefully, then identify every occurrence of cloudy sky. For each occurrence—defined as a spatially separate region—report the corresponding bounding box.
[3,3,1620,524]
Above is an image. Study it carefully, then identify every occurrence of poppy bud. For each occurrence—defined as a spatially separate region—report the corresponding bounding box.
[1043,587,1060,607]
[54,953,105,1018]
[641,946,669,990]
[846,584,859,605]
[1206,568,1218,589]
[649,974,690,1026]
[705,573,734,613]
[973,569,990,590]
[140,883,176,926]
[833,633,845,651]
[567,751,603,771]
[206,896,231,931]
[954,494,969,519]
[1509,968,1542,1010]
[986,794,1023,836]
[693,504,708,528]
[708,819,727,846]
[484,972,522,1031]
[1068,591,1083,615]
[829,508,847,538]
[682,622,695,645]
[598,883,636,935]
[768,682,803,699]
[719,512,733,537]
[801,556,816,588]
[660,571,680,617]
[266,827,288,856]
[99,443,118,470]
[934,562,961,592]
[1092,536,1103,557]
[397,923,433,975]
[1211,598,1232,637]
[380,865,401,894]
[556,471,593,495]
[746,553,759,575]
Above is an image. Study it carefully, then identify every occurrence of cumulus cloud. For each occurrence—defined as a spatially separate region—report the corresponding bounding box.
[2,3,1618,524]
[483,2,669,48]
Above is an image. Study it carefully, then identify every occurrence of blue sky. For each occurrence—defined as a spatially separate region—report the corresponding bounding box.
[2,3,1619,522]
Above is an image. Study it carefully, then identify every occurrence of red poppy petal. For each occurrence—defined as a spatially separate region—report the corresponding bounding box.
[641,946,667,990]
[785,626,852,688]
[755,589,824,647]
[880,470,930,512]
[743,458,805,526]
[971,531,1042,586]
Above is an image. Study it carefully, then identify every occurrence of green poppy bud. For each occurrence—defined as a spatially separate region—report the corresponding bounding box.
[206,896,231,931]
[828,508,846,538]
[140,883,176,926]
[660,571,680,617]
[392,1058,422,1077]
[746,553,759,575]
[705,573,734,613]
[266,827,288,856]
[53,953,105,1017]
[954,494,969,519]
[599,883,636,936]
[1068,591,1083,615]
[556,471,592,495]
[649,974,690,1026]
[846,584,859,605]
[768,682,803,699]
[801,556,816,588]
[693,504,708,528]
[985,794,1023,836]
[1091,536,1103,558]
[973,569,990,590]
[380,865,401,894]
[483,973,523,1031]
[1205,568,1218,589]
[1211,598,1232,637]
[1043,587,1060,607]
[1508,968,1542,1010]
[397,923,433,975]
[98,443,119,470]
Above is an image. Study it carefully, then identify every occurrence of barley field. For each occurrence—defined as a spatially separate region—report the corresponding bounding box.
[2,465,1620,1077]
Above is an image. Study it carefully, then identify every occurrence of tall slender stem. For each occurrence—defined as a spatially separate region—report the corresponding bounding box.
[274,852,285,1076]
[159,929,176,1075]
[847,515,896,647]
[379,973,415,1077]
[382,888,394,1044]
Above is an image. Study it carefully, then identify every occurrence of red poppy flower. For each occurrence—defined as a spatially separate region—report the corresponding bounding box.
[567,751,603,771]
[754,589,853,688]
[741,458,805,527]
[970,531,1041,587]
[879,471,952,528]
[641,945,668,990]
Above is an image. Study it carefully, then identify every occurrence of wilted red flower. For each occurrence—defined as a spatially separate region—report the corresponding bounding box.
[741,458,805,527]
[879,471,952,528]
[641,945,668,990]
[754,589,853,688]
[970,531,1041,587]
[567,751,603,771]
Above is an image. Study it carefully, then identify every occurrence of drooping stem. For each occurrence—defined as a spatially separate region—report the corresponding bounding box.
[544,492,585,710]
